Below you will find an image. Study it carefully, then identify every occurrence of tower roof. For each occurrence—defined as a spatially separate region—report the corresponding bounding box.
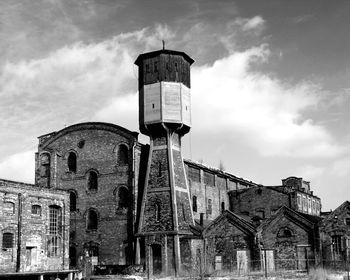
[134,49,194,66]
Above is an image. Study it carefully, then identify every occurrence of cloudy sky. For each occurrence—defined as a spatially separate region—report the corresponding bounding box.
[1,0,350,211]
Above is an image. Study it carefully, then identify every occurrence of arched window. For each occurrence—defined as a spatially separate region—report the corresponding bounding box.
[87,171,98,191]
[277,227,293,238]
[117,144,129,165]
[87,209,98,230]
[31,205,41,215]
[40,153,50,178]
[2,233,14,249]
[117,187,129,209]
[4,202,15,214]
[155,203,161,222]
[70,191,77,212]
[192,196,197,212]
[68,152,77,172]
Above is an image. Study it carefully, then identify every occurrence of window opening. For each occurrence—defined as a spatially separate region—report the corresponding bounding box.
[155,203,161,222]
[31,205,41,215]
[221,201,225,213]
[68,152,77,172]
[118,187,129,209]
[88,171,98,191]
[4,202,15,214]
[118,145,129,165]
[48,205,62,257]
[207,199,212,214]
[192,196,197,212]
[70,192,77,212]
[2,233,14,249]
[87,209,98,230]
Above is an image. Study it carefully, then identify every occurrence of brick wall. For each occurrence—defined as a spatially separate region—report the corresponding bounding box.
[0,180,69,273]
[36,123,139,266]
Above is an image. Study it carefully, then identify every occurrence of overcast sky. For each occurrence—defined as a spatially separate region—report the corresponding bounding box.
[1,0,350,211]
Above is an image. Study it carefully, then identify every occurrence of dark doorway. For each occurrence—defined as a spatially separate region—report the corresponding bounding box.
[151,244,162,275]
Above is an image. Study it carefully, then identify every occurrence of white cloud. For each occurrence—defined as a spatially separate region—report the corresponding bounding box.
[0,150,35,183]
[191,45,345,158]
[235,16,265,32]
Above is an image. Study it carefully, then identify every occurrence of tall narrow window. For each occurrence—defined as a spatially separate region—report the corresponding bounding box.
[221,202,225,213]
[117,145,129,165]
[68,152,77,172]
[332,235,342,254]
[40,153,50,177]
[117,187,129,209]
[192,196,197,212]
[70,191,77,212]
[158,162,162,177]
[2,233,14,249]
[155,203,161,222]
[87,209,98,230]
[182,203,186,221]
[207,199,212,215]
[87,171,98,191]
[48,205,62,257]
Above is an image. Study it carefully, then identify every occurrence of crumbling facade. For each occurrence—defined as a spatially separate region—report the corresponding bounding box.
[0,179,71,278]
[2,47,342,278]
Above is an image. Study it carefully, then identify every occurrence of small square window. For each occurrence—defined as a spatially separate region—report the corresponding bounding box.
[31,205,42,216]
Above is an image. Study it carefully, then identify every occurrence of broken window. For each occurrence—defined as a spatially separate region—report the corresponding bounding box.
[67,152,77,172]
[117,187,129,209]
[2,233,14,249]
[87,209,98,230]
[87,171,98,191]
[118,145,128,165]
[31,205,41,215]
[192,196,197,212]
[70,191,77,212]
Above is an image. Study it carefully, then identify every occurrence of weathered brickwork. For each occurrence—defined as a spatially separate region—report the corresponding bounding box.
[184,160,258,223]
[0,179,69,273]
[203,211,256,273]
[35,123,139,266]
[230,183,321,223]
[319,201,350,266]
[230,187,290,219]
[258,207,318,270]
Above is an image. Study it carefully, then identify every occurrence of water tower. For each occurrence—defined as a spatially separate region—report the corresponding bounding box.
[135,48,194,277]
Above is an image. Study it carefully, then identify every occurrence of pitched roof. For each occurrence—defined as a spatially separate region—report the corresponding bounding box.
[203,210,256,236]
[258,206,316,233]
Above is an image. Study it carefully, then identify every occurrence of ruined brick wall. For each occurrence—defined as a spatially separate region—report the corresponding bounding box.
[0,180,69,273]
[203,219,255,273]
[320,201,350,263]
[260,214,314,270]
[36,123,139,266]
[230,187,290,219]
[184,160,258,224]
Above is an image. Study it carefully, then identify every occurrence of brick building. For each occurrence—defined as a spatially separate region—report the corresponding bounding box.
[0,179,72,278]
[1,48,333,278]
[230,176,321,222]
[35,122,144,268]
[319,201,350,267]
